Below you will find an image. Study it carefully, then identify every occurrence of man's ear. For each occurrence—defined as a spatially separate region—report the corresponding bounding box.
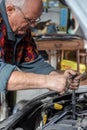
[6,5,15,15]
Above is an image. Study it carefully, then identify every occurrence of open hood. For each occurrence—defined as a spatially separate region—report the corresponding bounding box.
[62,0,87,39]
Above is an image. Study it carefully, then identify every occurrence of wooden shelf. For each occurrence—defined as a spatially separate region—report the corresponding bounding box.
[36,38,84,71]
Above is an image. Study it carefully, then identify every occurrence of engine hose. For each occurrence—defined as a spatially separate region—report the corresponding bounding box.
[42,110,71,129]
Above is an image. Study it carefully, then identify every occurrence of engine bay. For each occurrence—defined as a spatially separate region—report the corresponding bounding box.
[2,86,87,130]
[42,92,87,130]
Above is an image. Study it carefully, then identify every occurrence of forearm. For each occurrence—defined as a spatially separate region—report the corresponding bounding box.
[49,71,63,76]
[7,71,48,91]
[49,71,58,75]
[6,70,68,94]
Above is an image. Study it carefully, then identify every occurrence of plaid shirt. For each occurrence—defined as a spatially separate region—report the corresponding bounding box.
[0,13,38,65]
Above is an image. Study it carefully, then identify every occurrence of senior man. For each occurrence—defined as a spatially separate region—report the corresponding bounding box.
[0,0,79,94]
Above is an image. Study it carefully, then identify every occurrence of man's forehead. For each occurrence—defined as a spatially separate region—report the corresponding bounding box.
[24,0,43,18]
[25,0,43,7]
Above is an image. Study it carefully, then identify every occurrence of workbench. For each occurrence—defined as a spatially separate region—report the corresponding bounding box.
[36,38,85,71]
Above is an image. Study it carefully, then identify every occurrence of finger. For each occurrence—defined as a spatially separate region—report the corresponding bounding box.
[70,82,80,87]
[69,86,79,90]
[59,87,67,95]
[73,72,87,81]
[69,82,80,89]
[72,80,80,84]
[68,80,80,89]
[68,78,80,84]
[59,91,65,95]
[68,70,79,77]
[74,75,82,80]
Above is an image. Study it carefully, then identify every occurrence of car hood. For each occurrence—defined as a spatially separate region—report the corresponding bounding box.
[65,0,87,39]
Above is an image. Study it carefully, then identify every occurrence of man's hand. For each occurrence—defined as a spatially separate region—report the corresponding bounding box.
[64,69,80,90]
[49,70,80,93]
[49,70,82,94]
[48,72,67,94]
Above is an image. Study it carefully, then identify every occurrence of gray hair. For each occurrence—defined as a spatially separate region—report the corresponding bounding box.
[5,0,25,8]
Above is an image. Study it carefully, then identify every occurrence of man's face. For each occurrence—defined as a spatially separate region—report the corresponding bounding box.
[7,0,43,35]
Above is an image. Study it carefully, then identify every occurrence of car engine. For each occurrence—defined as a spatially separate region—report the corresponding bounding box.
[1,86,87,130]
[39,91,87,130]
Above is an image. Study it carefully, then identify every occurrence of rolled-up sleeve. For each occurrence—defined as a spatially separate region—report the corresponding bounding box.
[0,60,17,92]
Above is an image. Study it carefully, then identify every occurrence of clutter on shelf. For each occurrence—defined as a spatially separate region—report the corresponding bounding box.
[31,19,58,36]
